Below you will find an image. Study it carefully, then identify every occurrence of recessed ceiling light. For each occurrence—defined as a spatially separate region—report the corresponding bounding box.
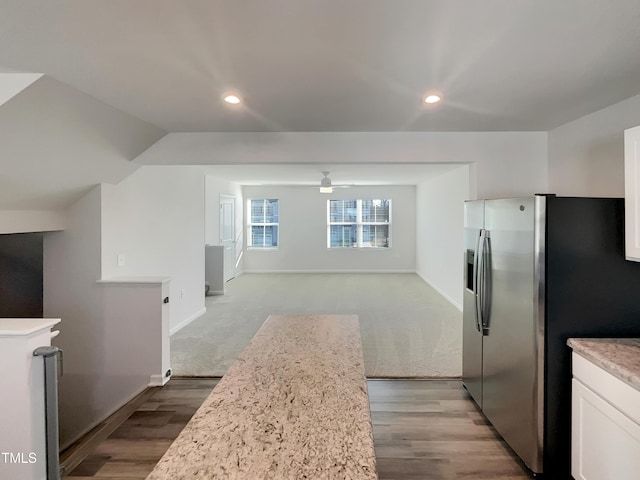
[423,94,442,104]
[223,93,242,105]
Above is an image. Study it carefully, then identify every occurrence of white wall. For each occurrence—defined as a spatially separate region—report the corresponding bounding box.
[99,280,170,387]
[416,166,470,309]
[43,187,104,448]
[136,131,548,199]
[44,187,178,448]
[205,175,244,271]
[101,166,206,332]
[549,93,640,196]
[0,76,165,211]
[43,186,156,449]
[242,185,416,272]
[0,72,41,107]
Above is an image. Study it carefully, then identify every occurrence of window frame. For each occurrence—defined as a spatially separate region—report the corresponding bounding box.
[327,198,392,249]
[247,198,280,249]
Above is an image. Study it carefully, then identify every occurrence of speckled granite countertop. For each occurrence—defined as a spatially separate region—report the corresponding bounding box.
[567,338,640,390]
[146,314,377,480]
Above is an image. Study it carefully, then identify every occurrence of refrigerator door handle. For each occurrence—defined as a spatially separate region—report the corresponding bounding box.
[481,231,491,334]
[472,229,482,332]
[475,229,485,333]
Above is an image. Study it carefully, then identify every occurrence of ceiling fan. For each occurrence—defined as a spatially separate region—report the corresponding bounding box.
[319,171,351,193]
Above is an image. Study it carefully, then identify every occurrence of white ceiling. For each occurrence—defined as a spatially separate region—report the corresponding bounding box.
[2,1,640,133]
[204,163,463,186]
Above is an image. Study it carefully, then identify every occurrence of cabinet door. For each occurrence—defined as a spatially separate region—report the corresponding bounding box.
[625,125,640,261]
[572,379,640,480]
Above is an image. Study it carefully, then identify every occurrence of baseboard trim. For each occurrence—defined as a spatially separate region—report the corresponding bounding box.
[415,272,463,311]
[205,289,225,296]
[59,385,158,475]
[59,384,150,453]
[149,373,171,386]
[242,269,416,274]
[170,307,207,335]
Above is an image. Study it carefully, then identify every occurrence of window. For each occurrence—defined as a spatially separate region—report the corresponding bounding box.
[328,199,391,248]
[248,199,279,248]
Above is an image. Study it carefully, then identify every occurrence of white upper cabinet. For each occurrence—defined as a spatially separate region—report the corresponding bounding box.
[625,125,640,261]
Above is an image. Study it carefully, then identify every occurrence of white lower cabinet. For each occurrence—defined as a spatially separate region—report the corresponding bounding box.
[0,319,61,480]
[571,353,640,480]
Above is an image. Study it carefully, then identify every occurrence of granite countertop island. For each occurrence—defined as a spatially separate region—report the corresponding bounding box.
[567,338,640,390]
[146,314,377,480]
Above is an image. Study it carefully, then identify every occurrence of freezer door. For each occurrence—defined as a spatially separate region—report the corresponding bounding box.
[462,200,484,407]
[482,197,542,473]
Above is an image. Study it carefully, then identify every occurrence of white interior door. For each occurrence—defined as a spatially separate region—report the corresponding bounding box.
[220,195,236,282]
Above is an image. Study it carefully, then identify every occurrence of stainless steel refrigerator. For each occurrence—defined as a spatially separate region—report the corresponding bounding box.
[463,195,640,478]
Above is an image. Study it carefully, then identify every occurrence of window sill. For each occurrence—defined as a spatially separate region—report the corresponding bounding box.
[247,247,279,251]
[327,247,392,250]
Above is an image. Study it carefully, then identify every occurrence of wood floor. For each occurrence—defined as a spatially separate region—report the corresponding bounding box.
[63,378,220,479]
[369,380,531,480]
[64,379,532,480]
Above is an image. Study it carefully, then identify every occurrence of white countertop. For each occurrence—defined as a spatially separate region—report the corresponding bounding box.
[0,318,61,336]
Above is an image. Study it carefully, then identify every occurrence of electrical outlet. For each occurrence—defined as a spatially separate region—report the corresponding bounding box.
[180,289,185,299]
[117,254,126,267]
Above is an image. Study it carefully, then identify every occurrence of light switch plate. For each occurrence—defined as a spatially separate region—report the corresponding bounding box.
[117,254,126,267]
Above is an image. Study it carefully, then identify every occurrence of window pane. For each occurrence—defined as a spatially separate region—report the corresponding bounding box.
[251,225,264,246]
[266,199,279,223]
[251,225,279,247]
[362,225,389,248]
[251,199,279,223]
[330,225,357,247]
[265,225,278,246]
[329,200,357,223]
[250,200,264,223]
[362,199,390,223]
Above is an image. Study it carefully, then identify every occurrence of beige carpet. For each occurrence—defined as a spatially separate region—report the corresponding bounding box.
[170,273,462,378]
